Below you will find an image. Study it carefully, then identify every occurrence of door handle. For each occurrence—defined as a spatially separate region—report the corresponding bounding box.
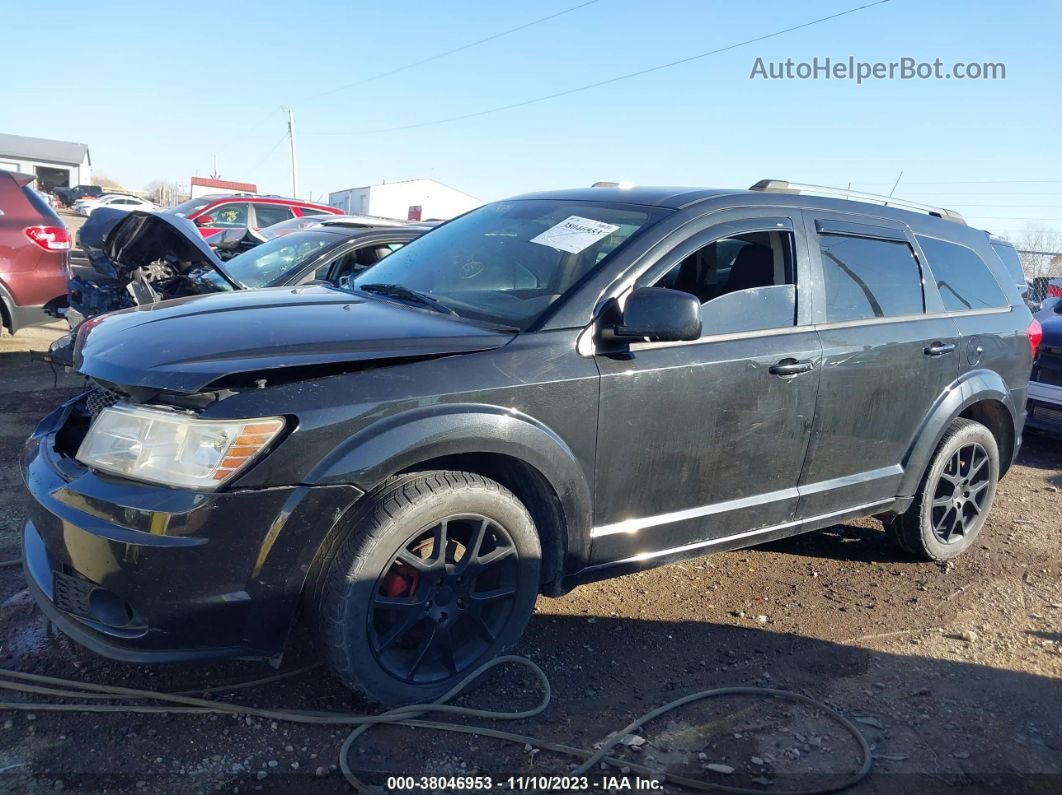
[924,341,956,357]
[769,358,814,376]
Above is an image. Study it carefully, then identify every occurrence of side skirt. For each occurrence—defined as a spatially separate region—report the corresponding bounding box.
[560,499,895,589]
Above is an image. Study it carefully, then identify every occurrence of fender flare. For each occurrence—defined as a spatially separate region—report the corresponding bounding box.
[898,369,1018,498]
[305,403,595,573]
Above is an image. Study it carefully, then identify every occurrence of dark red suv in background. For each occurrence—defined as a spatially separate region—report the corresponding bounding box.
[0,170,69,334]
[167,194,341,241]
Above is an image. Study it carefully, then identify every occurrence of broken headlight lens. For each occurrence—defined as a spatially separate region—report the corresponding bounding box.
[76,404,285,491]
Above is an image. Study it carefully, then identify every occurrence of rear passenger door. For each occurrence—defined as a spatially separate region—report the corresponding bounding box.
[797,213,960,517]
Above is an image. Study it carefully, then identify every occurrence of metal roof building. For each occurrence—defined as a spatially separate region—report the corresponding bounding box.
[0,132,92,191]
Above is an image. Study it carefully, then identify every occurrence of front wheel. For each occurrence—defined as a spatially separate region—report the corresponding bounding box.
[314,471,541,705]
[889,418,1000,561]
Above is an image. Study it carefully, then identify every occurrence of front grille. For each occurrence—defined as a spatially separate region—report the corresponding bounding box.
[85,385,121,418]
[52,570,96,619]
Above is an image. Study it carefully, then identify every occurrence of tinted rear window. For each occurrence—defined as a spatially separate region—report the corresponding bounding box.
[916,236,1008,311]
[819,234,925,322]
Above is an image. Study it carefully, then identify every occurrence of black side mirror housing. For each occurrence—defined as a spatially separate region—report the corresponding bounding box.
[612,287,702,342]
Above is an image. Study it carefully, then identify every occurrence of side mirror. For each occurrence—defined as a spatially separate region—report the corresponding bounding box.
[612,287,701,342]
[195,214,214,227]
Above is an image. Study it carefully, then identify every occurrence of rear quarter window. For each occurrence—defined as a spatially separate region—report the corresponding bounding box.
[916,236,1008,311]
[990,242,1027,294]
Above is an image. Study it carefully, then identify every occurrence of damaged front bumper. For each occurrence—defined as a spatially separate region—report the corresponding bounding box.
[20,394,363,662]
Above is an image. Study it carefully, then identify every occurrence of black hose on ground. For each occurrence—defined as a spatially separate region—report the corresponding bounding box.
[0,657,872,794]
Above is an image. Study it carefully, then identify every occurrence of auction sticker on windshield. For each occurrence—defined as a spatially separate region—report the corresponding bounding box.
[530,216,621,254]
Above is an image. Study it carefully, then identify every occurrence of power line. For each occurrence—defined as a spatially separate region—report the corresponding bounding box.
[305,0,893,137]
[245,133,290,176]
[299,0,603,103]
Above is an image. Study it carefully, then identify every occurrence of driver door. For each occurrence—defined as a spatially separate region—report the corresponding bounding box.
[590,213,822,567]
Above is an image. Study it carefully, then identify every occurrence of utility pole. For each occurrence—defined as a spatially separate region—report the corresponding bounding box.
[284,107,299,199]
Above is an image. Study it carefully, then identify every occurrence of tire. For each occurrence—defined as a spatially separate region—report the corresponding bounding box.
[313,471,541,705]
[890,418,999,561]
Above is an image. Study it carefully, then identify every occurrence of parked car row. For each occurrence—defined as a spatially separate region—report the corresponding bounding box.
[15,177,1042,706]
[73,192,158,216]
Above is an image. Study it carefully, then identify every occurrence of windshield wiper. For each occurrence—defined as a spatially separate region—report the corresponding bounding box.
[357,283,458,316]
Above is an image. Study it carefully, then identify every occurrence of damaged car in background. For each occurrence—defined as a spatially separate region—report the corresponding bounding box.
[46,208,429,366]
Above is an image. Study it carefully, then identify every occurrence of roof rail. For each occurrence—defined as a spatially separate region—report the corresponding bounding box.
[749,179,966,225]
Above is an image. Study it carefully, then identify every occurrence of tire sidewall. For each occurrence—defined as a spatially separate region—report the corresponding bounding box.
[324,476,540,704]
[918,423,999,560]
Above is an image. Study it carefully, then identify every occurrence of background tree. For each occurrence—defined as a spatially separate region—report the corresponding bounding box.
[1006,224,1062,279]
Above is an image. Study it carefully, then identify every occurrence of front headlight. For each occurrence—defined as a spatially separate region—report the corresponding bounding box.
[76,404,285,491]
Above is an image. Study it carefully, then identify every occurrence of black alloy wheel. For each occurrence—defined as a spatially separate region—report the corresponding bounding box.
[369,514,519,684]
[930,442,992,544]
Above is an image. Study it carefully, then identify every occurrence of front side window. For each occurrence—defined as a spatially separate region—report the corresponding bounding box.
[819,234,924,322]
[917,236,1008,311]
[351,199,669,329]
[653,230,797,335]
[204,202,249,228]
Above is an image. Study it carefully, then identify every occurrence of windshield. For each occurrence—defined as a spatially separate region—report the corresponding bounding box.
[351,199,667,328]
[221,230,345,287]
[168,198,212,218]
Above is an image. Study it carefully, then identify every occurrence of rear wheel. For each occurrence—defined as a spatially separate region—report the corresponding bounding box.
[314,471,541,705]
[889,418,999,561]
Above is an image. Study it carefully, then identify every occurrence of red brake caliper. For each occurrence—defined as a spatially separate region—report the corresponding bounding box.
[382,562,420,598]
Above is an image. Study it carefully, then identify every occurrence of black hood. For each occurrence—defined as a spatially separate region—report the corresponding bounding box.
[79,208,236,286]
[74,285,514,393]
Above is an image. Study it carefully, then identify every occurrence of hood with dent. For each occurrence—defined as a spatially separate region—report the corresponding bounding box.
[79,208,235,286]
[74,285,514,393]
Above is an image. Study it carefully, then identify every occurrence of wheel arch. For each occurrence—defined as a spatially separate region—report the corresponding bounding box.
[305,403,594,593]
[899,369,1019,497]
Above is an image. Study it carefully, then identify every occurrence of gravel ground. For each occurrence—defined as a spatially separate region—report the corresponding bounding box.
[0,243,1058,792]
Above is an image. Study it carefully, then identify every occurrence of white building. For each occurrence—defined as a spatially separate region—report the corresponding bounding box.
[0,132,91,191]
[328,179,480,221]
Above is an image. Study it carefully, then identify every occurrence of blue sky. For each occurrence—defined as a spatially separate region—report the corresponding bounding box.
[2,0,1060,238]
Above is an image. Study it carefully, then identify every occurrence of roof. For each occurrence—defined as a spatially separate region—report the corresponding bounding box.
[190,176,257,192]
[0,132,90,166]
[507,185,993,235]
[508,186,740,208]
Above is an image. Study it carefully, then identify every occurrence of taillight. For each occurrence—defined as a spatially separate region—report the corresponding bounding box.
[1027,317,1043,359]
[24,225,71,251]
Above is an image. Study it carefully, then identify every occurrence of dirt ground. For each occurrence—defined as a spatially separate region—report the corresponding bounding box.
[0,239,1058,792]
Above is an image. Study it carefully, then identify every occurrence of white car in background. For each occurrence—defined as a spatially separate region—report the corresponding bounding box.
[74,194,157,217]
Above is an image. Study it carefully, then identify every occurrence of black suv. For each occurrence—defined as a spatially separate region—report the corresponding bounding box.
[20,181,1037,704]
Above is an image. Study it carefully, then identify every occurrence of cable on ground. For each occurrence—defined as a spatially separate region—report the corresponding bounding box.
[0,657,871,794]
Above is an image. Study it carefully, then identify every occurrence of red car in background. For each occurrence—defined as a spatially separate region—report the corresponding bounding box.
[0,169,69,334]
[166,194,341,241]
